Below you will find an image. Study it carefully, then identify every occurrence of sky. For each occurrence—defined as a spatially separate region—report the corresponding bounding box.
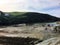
[0,0,60,18]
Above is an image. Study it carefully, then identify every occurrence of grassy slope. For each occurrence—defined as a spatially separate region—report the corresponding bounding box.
[7,12,27,16]
[0,12,59,25]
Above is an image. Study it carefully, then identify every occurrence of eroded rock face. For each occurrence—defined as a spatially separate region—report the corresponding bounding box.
[36,37,60,45]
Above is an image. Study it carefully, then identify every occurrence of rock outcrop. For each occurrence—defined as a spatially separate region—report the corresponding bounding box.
[36,37,60,45]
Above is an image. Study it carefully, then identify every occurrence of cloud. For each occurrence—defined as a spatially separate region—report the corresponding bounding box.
[27,0,60,17]
[0,0,60,17]
[0,0,28,11]
[46,9,60,17]
[27,0,60,9]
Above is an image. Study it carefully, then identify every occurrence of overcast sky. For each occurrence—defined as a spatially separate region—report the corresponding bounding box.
[0,0,60,17]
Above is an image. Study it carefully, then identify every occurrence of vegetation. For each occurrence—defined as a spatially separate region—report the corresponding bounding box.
[0,11,60,25]
[8,12,26,16]
[54,26,60,33]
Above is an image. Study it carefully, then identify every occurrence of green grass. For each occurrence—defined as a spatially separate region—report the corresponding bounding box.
[7,12,27,16]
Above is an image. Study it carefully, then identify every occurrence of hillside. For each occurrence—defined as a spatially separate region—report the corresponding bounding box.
[0,11,60,25]
[8,12,60,23]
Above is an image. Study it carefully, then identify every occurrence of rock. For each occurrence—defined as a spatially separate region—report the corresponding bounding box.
[36,37,60,45]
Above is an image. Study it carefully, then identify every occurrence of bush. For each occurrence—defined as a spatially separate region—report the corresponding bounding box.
[54,26,60,33]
